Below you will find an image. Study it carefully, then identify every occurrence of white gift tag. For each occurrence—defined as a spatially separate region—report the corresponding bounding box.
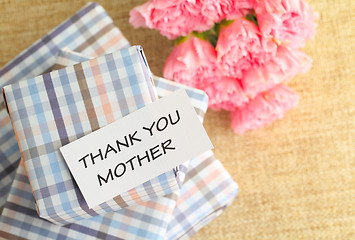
[60,89,213,208]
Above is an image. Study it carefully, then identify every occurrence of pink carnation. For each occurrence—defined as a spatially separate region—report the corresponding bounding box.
[129,0,213,39]
[131,0,317,134]
[204,76,249,111]
[163,37,250,111]
[129,0,259,40]
[163,37,218,88]
[231,84,299,134]
[216,18,277,79]
[241,46,312,98]
[255,0,318,48]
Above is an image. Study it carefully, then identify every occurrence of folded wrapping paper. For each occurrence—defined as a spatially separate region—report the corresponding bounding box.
[3,45,190,226]
[0,2,129,211]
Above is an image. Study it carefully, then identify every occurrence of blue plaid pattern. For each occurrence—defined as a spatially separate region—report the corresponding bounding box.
[0,49,212,238]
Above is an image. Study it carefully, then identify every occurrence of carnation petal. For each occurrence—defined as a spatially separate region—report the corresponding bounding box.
[206,76,249,111]
[129,2,153,28]
[163,37,218,88]
[217,18,277,78]
[231,84,299,134]
[255,0,318,48]
[242,46,312,98]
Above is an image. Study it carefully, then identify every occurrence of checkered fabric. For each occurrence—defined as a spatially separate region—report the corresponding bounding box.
[3,46,187,225]
[0,2,129,211]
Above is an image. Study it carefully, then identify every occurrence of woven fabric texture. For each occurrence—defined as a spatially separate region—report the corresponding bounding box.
[0,0,354,239]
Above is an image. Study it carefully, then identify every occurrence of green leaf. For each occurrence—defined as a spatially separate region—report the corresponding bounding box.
[174,36,189,46]
[220,19,235,27]
[246,13,259,27]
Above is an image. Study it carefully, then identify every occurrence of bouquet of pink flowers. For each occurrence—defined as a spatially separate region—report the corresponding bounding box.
[130,0,317,134]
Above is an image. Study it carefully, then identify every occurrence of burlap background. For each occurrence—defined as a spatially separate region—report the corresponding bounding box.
[0,0,354,239]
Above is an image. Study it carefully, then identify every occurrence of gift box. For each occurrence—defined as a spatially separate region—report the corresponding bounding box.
[2,45,188,225]
[0,49,214,239]
[0,76,236,238]
[0,2,239,239]
[0,2,129,210]
[0,46,239,240]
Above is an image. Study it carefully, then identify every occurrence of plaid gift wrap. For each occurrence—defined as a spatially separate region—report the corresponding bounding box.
[2,45,190,225]
[0,55,211,239]
[0,2,129,211]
